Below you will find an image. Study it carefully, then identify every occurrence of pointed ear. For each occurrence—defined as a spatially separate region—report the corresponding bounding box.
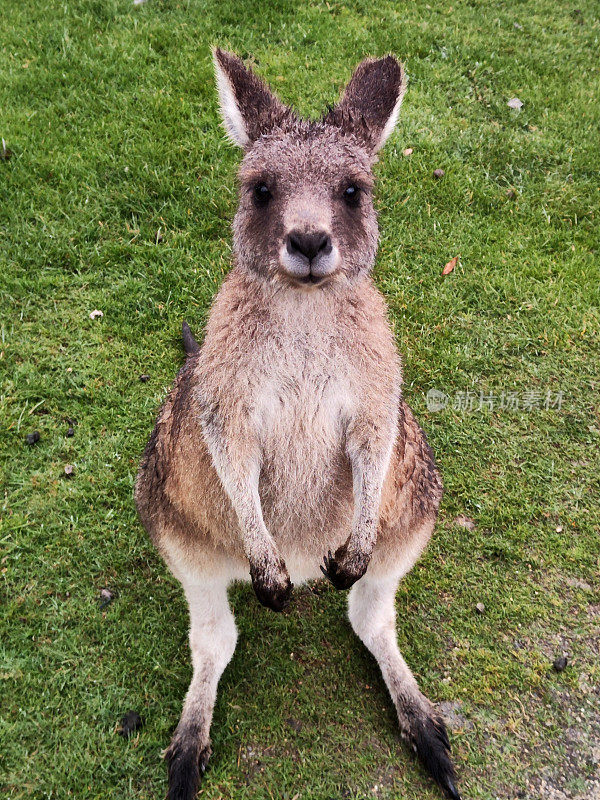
[325,56,407,152]
[213,48,290,149]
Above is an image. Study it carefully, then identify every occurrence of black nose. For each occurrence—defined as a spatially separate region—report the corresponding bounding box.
[286,231,332,262]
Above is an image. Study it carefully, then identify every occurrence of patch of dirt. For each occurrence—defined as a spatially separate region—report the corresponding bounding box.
[563,576,593,593]
[477,605,600,800]
[527,674,600,800]
[238,742,300,784]
[437,700,474,732]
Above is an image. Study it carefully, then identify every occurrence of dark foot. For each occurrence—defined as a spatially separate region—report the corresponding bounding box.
[165,733,211,800]
[410,712,461,800]
[250,560,293,612]
[320,545,369,590]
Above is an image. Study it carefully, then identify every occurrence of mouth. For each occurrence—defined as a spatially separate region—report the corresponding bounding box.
[279,241,340,288]
[296,273,327,286]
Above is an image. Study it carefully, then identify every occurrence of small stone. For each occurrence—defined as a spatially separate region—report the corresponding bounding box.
[99,588,114,609]
[89,309,104,320]
[513,22,523,30]
[64,464,74,477]
[67,427,75,437]
[139,374,150,383]
[118,710,143,737]
[555,525,563,533]
[507,97,523,110]
[403,147,413,156]
[1,138,13,161]
[475,602,486,614]
[553,655,568,672]
[454,515,476,531]
[25,431,40,445]
[433,168,445,179]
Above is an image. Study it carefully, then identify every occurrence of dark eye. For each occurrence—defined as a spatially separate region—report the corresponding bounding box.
[343,184,361,207]
[253,182,272,206]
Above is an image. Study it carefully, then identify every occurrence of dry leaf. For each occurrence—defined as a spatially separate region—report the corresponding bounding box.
[442,256,459,275]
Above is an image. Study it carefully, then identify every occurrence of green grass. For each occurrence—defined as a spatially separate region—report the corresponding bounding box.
[1,1,599,798]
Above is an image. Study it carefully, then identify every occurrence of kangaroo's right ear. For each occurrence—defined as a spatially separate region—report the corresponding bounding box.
[213,48,290,149]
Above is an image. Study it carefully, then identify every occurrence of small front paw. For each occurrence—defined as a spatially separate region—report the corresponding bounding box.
[320,544,369,590]
[250,560,293,612]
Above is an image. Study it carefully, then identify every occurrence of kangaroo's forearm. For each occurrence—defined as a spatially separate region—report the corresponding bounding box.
[348,469,386,558]
[199,399,292,610]
[321,410,396,590]
[346,410,397,555]
[199,411,267,553]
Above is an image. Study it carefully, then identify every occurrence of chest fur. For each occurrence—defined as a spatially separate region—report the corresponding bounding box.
[250,328,354,488]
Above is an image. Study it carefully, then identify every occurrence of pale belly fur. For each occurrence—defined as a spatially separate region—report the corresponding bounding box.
[252,371,356,574]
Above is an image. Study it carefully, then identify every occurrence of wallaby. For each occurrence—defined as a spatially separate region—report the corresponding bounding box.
[135,49,460,800]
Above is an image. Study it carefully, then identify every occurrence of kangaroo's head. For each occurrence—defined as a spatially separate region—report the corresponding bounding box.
[213,48,406,289]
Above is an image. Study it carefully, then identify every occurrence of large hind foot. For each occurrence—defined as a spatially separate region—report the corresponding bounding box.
[165,728,211,800]
[403,702,461,800]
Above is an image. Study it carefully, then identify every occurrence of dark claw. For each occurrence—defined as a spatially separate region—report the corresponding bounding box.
[320,547,365,590]
[198,745,211,774]
[319,550,334,581]
[443,777,461,800]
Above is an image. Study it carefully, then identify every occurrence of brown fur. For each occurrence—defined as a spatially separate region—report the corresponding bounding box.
[134,50,460,800]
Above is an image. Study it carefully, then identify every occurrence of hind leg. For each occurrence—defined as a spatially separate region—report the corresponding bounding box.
[165,576,237,800]
[348,564,460,800]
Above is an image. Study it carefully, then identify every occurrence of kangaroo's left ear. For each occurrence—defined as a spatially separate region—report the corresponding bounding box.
[325,56,407,153]
[213,48,292,149]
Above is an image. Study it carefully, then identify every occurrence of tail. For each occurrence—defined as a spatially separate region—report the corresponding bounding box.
[182,321,200,356]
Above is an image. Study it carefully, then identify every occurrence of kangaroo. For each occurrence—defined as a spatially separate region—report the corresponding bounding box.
[135,49,461,800]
